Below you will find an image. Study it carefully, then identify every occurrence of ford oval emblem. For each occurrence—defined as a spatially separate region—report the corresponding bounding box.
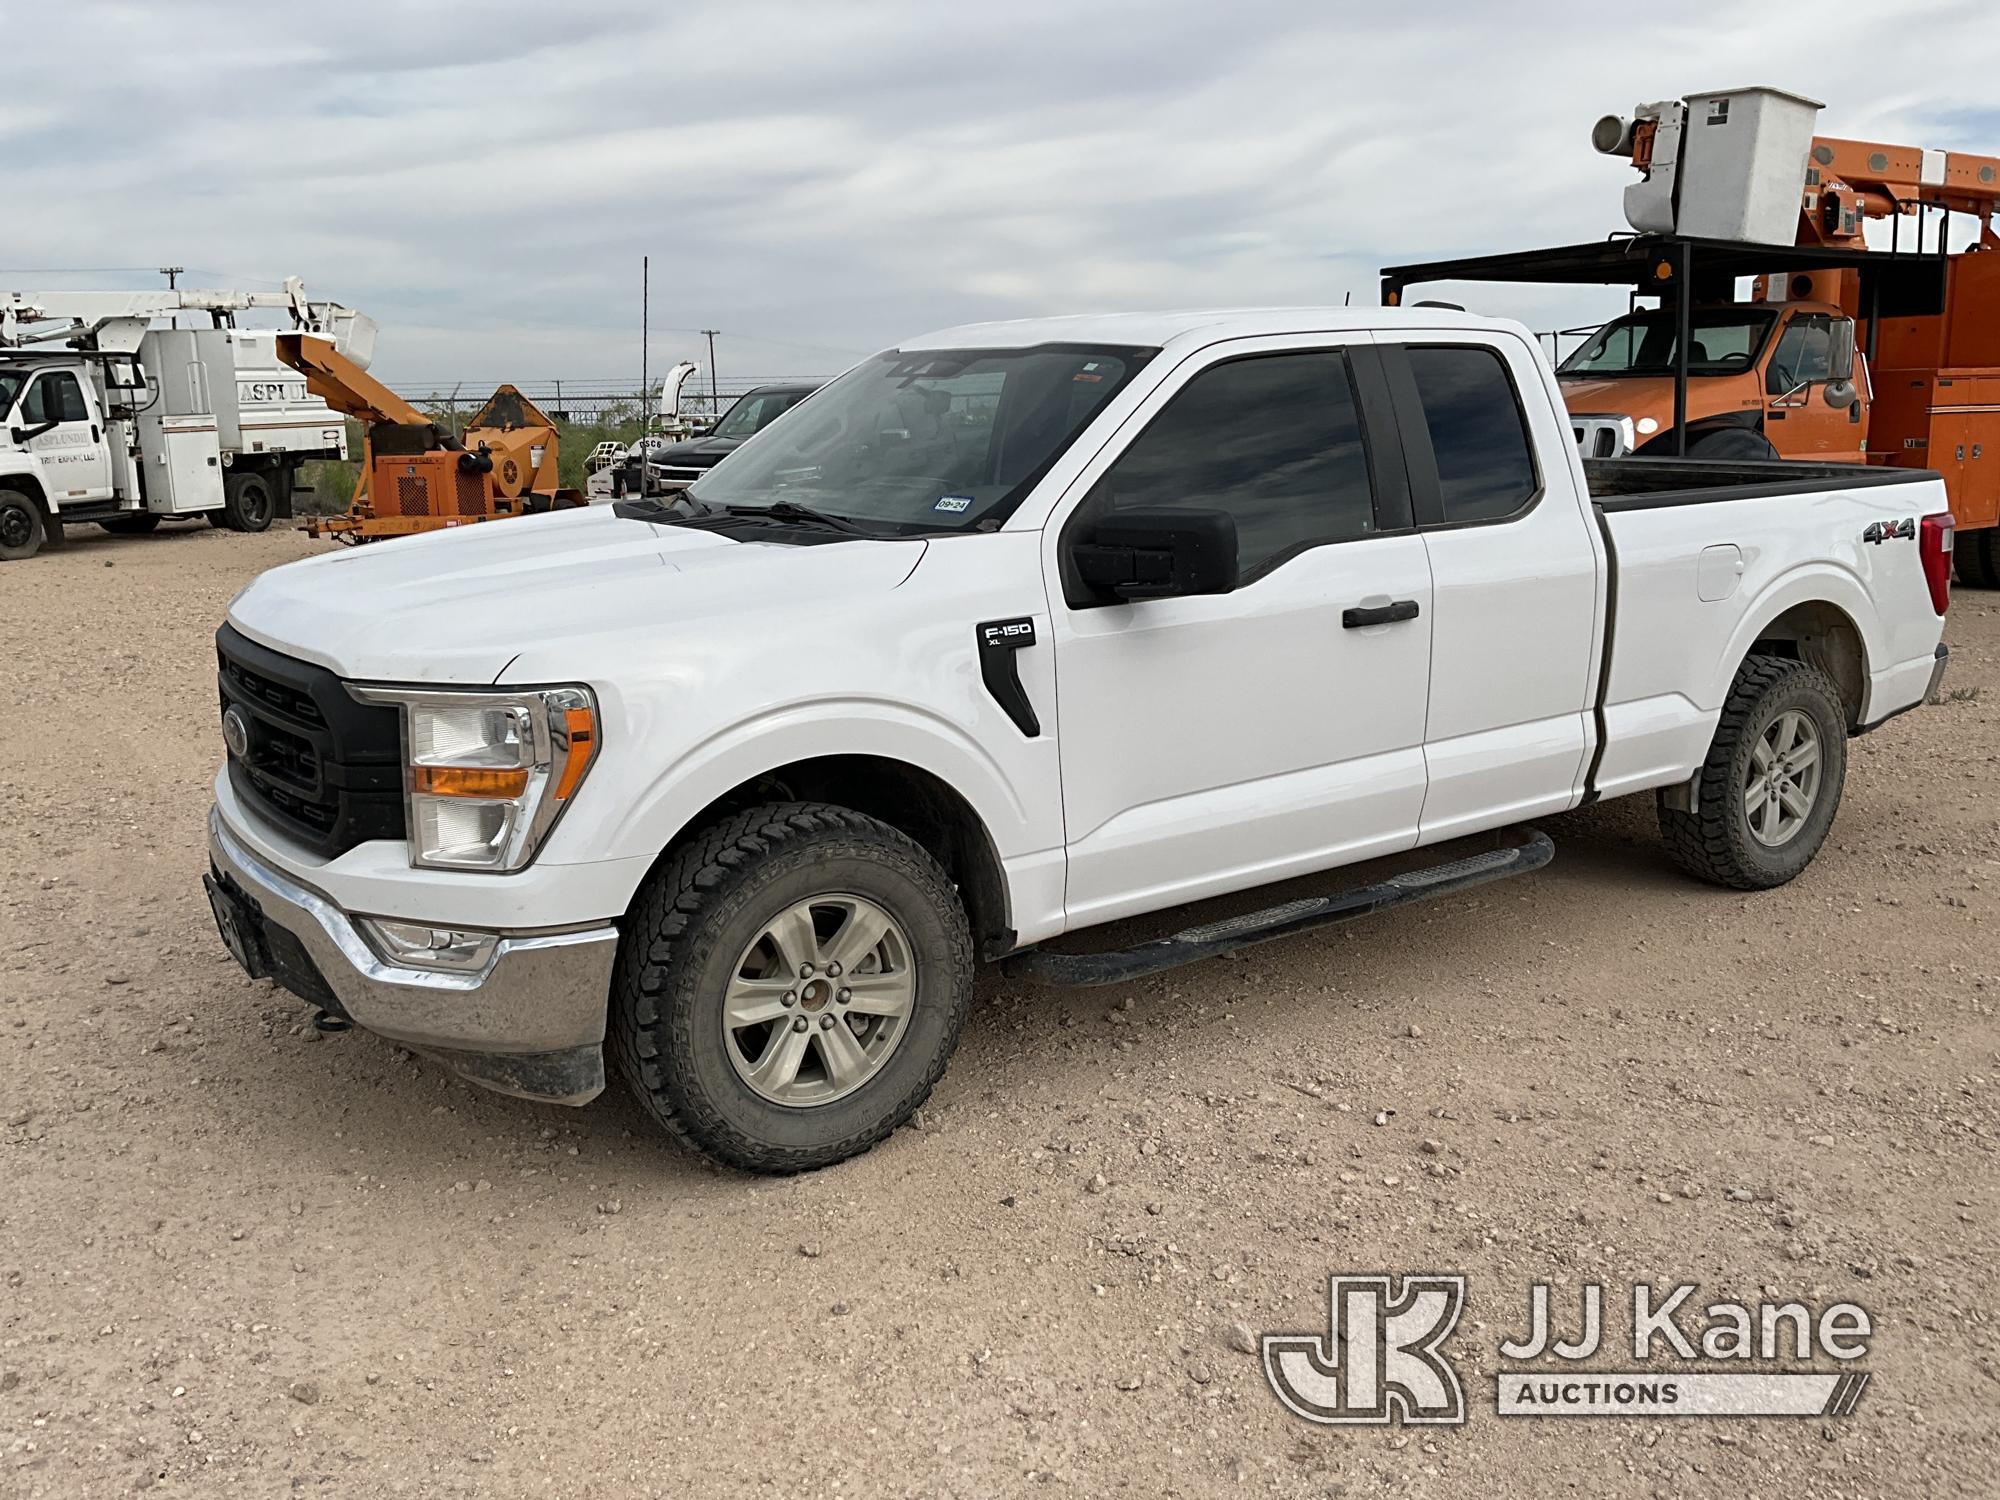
[221,706,251,760]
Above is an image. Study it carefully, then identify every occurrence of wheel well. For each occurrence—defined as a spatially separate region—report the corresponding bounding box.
[654,756,1013,958]
[1,475,50,509]
[1749,601,1867,727]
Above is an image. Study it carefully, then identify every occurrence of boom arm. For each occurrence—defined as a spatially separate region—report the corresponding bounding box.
[1805,137,2000,248]
[275,333,431,428]
[0,276,374,361]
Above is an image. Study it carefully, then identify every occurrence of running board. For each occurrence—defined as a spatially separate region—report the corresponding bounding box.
[1006,828,1555,987]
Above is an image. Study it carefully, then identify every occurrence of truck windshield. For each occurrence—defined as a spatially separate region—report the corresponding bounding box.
[711,388,809,440]
[0,369,24,415]
[1558,308,1779,377]
[688,345,1151,533]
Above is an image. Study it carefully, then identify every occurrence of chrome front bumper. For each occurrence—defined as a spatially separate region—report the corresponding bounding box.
[206,807,618,1104]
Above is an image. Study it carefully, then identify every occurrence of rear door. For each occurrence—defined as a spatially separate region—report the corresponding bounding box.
[19,370,113,503]
[1048,335,1435,928]
[1379,334,1603,842]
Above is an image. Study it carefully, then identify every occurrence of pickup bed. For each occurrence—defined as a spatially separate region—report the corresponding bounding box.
[204,307,1953,1172]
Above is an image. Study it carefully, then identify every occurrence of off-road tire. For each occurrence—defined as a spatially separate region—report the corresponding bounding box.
[1955,527,2000,589]
[1658,655,1848,890]
[611,802,975,1173]
[221,471,275,533]
[0,488,48,561]
[98,513,161,535]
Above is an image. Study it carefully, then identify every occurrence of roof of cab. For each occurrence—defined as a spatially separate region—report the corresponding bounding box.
[896,305,1527,353]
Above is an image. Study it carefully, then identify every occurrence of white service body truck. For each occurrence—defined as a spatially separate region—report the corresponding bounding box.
[0,283,369,559]
[203,307,1954,1172]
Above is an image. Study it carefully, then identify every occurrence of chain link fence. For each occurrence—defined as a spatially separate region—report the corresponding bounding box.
[398,376,806,431]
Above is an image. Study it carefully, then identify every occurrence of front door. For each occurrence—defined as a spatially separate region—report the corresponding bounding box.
[1048,337,1433,930]
[19,370,113,502]
[1764,313,1866,461]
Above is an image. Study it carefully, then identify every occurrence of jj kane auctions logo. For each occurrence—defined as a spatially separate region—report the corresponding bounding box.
[1264,1275,1873,1424]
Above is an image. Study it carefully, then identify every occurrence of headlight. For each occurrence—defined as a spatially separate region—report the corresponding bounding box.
[348,684,599,872]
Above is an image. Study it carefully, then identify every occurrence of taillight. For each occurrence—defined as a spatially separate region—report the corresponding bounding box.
[1919,511,1955,616]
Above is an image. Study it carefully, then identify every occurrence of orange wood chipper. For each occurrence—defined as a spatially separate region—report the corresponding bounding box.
[276,332,583,543]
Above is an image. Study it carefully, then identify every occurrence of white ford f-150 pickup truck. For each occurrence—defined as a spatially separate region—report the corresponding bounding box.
[204,307,1953,1171]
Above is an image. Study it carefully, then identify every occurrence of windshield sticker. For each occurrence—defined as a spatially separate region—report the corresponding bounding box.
[934,495,972,513]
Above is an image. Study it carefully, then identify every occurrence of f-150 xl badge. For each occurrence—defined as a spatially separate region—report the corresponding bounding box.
[1862,517,1915,544]
[977,617,1040,738]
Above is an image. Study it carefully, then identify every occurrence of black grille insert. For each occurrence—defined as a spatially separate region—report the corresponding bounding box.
[216,624,406,857]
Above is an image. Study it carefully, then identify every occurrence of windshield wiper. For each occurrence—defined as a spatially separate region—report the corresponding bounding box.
[725,500,881,536]
[612,491,712,525]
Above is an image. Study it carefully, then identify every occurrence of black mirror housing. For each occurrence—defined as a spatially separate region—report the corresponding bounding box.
[1071,506,1240,604]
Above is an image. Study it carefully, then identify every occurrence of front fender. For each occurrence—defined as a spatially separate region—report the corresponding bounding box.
[544,697,1042,875]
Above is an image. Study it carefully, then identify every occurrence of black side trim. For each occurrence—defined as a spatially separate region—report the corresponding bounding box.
[977,617,1041,737]
[1589,458,1943,511]
[1579,505,1620,805]
[1347,345,1415,533]
[1378,345,1444,528]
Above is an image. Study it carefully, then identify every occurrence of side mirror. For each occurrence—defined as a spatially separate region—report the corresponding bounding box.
[1827,319,1857,383]
[1822,379,1858,410]
[1070,506,1239,604]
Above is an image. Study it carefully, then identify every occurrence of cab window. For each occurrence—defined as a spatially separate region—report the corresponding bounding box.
[1767,316,1834,395]
[1405,346,1539,525]
[21,372,90,426]
[1073,349,1378,581]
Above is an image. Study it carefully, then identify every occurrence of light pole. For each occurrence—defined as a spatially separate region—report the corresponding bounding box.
[701,329,720,419]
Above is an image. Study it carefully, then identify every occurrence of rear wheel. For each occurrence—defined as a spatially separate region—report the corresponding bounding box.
[1658,655,1848,890]
[1955,527,2000,589]
[220,471,275,533]
[98,513,161,535]
[0,488,47,561]
[611,802,975,1173]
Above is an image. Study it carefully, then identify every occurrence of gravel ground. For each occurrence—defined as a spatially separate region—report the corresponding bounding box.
[2,521,1996,1497]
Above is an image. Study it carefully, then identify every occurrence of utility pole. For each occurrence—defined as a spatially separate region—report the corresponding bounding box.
[701,329,720,417]
[159,266,183,289]
[641,256,651,440]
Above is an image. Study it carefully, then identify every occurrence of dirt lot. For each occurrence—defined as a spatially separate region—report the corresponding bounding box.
[2,521,1996,1497]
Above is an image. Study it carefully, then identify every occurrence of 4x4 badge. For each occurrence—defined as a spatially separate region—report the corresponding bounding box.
[1861,517,1915,544]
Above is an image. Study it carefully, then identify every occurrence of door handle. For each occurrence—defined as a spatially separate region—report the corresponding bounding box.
[1342,600,1420,628]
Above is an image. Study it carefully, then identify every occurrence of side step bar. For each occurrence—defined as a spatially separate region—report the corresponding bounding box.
[1006,828,1554,988]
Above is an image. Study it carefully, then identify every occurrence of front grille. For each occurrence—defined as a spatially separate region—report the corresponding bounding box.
[217,624,405,857]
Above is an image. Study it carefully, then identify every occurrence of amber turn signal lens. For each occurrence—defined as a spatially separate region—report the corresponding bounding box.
[553,706,597,801]
[410,765,532,799]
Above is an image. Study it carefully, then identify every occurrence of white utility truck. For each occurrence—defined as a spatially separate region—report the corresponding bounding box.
[0,280,372,559]
[203,307,1953,1172]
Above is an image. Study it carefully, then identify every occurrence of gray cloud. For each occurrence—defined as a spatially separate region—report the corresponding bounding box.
[7,1,1998,387]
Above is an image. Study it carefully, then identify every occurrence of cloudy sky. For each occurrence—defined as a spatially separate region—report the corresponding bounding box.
[7,1,1999,390]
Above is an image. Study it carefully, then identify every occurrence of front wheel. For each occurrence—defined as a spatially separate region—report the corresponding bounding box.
[611,802,974,1173]
[1658,655,1848,890]
[0,488,47,561]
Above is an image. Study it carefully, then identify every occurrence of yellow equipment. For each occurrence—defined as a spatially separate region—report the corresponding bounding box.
[276,333,583,543]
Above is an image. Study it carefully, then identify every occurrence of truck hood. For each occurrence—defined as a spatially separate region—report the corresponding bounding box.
[1559,374,1756,426]
[226,504,926,683]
